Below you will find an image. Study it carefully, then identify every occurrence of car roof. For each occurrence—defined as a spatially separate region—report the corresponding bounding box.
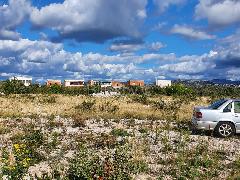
[226,98,240,101]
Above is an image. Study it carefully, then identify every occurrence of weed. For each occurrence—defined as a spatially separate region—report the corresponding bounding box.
[138,127,148,134]
[111,128,130,137]
[98,100,119,113]
[47,132,60,149]
[68,143,148,179]
[72,114,87,127]
[75,99,96,112]
[1,144,34,179]
[0,125,11,134]
[229,156,240,178]
[131,94,149,105]
[153,97,185,121]
[39,95,56,104]
[93,134,117,148]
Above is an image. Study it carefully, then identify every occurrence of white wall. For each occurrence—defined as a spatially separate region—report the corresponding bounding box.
[156,80,171,88]
[64,80,84,87]
[101,82,112,88]
[9,76,32,86]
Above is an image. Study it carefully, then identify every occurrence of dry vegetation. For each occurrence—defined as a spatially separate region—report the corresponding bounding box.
[0,94,240,179]
[0,94,208,121]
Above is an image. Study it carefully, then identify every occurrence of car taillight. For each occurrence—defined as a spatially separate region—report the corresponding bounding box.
[195,112,202,119]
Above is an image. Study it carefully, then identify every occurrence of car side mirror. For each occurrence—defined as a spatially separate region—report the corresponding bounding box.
[223,108,231,113]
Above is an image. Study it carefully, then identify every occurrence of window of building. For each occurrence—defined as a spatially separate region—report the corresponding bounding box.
[70,81,83,85]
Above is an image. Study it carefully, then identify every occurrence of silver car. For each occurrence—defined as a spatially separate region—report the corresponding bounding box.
[192,99,240,137]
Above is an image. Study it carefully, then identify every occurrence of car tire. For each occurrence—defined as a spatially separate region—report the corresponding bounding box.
[214,122,235,138]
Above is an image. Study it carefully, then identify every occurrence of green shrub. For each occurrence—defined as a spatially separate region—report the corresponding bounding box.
[68,144,148,179]
[98,101,119,113]
[2,80,28,95]
[75,99,96,112]
[0,126,11,134]
[158,139,222,179]
[1,129,44,179]
[111,129,130,137]
[138,127,148,134]
[165,84,193,96]
[229,156,240,178]
[131,94,149,105]
[153,97,184,121]
[1,144,36,179]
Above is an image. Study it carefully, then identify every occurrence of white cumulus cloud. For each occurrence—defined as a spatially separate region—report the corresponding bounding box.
[195,0,240,26]
[30,0,148,42]
[0,0,32,40]
[170,24,216,40]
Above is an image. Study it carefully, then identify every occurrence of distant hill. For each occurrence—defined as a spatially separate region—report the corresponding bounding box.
[174,79,240,86]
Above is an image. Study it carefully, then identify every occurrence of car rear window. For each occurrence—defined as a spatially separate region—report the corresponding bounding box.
[209,99,228,109]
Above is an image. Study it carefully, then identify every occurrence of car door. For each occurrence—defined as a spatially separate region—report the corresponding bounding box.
[232,101,240,132]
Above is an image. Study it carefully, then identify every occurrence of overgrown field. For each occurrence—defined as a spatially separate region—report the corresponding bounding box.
[0,94,240,179]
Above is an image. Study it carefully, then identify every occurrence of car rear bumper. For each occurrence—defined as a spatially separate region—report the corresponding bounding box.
[192,118,218,131]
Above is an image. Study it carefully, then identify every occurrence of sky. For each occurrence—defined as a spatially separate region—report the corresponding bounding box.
[0,0,240,83]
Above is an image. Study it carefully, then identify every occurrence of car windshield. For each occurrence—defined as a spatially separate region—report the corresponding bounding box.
[209,99,228,109]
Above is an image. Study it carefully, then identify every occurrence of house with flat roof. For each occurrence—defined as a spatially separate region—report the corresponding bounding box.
[46,80,62,86]
[156,79,171,88]
[9,76,32,86]
[88,80,101,86]
[101,81,112,88]
[127,80,144,87]
[111,81,125,89]
[64,80,84,87]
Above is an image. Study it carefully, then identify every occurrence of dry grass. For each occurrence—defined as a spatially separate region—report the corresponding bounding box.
[0,95,208,121]
[0,94,210,122]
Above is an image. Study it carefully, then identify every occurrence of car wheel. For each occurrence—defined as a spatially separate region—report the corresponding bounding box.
[215,122,235,138]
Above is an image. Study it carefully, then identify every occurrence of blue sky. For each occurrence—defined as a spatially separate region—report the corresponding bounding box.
[0,0,240,83]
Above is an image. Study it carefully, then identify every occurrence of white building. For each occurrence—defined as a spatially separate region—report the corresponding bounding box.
[9,76,32,86]
[88,80,101,86]
[64,80,84,87]
[156,79,171,88]
[100,81,112,88]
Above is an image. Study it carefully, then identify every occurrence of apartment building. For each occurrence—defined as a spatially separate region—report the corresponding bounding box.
[127,80,144,87]
[46,80,62,86]
[64,80,84,87]
[111,81,125,88]
[9,76,32,86]
[156,80,171,87]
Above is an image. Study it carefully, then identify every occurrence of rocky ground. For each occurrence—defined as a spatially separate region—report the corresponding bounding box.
[1,116,240,179]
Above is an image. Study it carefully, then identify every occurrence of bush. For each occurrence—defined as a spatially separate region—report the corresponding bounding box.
[75,99,96,112]
[153,97,184,121]
[131,94,149,105]
[72,114,87,127]
[1,128,44,179]
[1,144,34,179]
[165,84,193,96]
[39,95,56,104]
[67,144,148,179]
[1,80,27,95]
[111,129,130,137]
[98,101,119,113]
